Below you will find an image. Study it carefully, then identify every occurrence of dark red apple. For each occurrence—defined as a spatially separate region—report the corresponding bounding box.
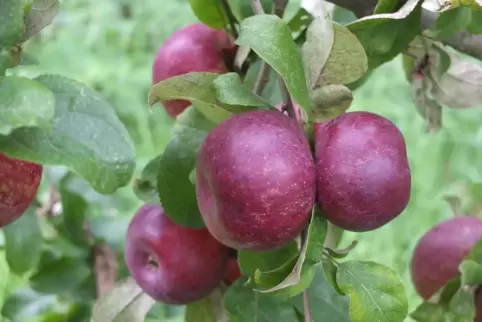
[411,216,482,300]
[224,258,242,286]
[152,23,235,118]
[124,204,229,304]
[314,111,411,232]
[476,287,482,322]
[196,110,316,251]
[0,153,42,227]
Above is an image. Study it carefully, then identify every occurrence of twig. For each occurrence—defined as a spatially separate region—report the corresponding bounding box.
[93,242,118,298]
[303,289,312,322]
[251,0,264,14]
[219,0,238,38]
[279,78,297,118]
[274,0,288,17]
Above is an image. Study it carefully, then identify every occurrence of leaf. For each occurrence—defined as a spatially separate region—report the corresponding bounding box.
[0,76,55,135]
[325,240,359,259]
[424,6,471,41]
[410,302,446,322]
[185,289,227,322]
[3,206,42,275]
[411,70,443,132]
[224,278,298,322]
[236,14,311,118]
[157,106,216,228]
[91,277,155,322]
[310,84,353,122]
[133,155,162,203]
[301,16,335,89]
[59,187,89,247]
[148,72,233,124]
[189,0,226,29]
[0,74,136,194]
[446,286,476,321]
[0,1,24,48]
[336,260,408,322]
[467,11,482,34]
[318,23,368,86]
[293,266,350,322]
[347,0,423,69]
[22,0,60,41]
[287,8,313,38]
[459,259,482,286]
[213,73,271,108]
[30,256,91,294]
[374,0,400,13]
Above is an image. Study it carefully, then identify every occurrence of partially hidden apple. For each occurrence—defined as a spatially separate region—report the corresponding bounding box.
[314,111,411,232]
[224,258,242,286]
[411,216,482,300]
[196,110,316,251]
[0,153,42,228]
[152,23,235,118]
[125,203,229,304]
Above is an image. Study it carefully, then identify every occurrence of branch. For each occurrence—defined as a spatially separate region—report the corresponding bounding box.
[94,242,118,298]
[302,286,312,322]
[220,0,238,38]
[319,0,482,61]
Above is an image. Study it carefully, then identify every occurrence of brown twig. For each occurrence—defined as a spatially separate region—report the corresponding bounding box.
[279,78,297,118]
[93,242,118,298]
[251,0,264,14]
[219,0,238,38]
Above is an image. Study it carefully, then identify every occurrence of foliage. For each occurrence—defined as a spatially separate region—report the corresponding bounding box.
[0,0,481,321]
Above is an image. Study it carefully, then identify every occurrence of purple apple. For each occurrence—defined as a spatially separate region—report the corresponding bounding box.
[314,111,411,232]
[152,23,235,118]
[411,216,482,300]
[124,204,229,304]
[196,110,316,251]
[0,153,42,227]
[224,258,242,286]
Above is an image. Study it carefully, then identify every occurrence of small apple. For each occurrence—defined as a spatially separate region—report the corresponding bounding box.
[224,258,242,286]
[125,204,229,304]
[314,111,411,232]
[411,216,482,300]
[0,153,42,227]
[152,23,235,118]
[196,110,316,251]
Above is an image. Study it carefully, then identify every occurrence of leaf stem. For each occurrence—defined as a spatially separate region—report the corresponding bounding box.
[303,289,312,322]
[219,0,238,39]
[251,0,265,14]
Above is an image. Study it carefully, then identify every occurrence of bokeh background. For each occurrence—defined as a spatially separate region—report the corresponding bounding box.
[2,0,482,321]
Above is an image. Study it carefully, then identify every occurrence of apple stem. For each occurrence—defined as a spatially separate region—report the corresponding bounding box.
[303,289,312,322]
[219,0,238,39]
[279,79,297,119]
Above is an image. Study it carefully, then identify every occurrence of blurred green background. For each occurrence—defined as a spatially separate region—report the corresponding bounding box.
[2,0,482,321]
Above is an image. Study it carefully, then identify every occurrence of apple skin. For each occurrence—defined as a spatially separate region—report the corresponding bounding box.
[0,153,42,228]
[224,258,242,286]
[196,110,316,251]
[314,111,411,232]
[152,23,235,118]
[476,287,482,322]
[411,216,482,300]
[124,204,229,305]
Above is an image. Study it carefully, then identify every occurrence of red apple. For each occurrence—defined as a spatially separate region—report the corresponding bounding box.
[224,258,242,286]
[314,111,411,232]
[152,24,235,118]
[125,204,229,304]
[0,153,42,227]
[196,110,316,251]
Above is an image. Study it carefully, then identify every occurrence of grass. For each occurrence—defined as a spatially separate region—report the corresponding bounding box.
[5,0,482,320]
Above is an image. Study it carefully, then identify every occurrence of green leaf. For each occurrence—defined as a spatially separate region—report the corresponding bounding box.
[0,1,24,48]
[0,76,55,135]
[59,187,89,247]
[185,289,226,322]
[424,6,471,41]
[89,216,129,253]
[213,73,271,109]
[446,286,476,321]
[148,72,233,124]
[347,0,423,69]
[293,266,350,322]
[336,260,408,322]
[310,84,353,122]
[410,302,446,322]
[189,0,226,29]
[0,74,136,194]
[22,0,60,42]
[30,256,91,294]
[459,259,482,286]
[467,11,482,34]
[464,238,482,262]
[374,0,400,13]
[91,277,155,322]
[324,240,359,259]
[157,107,216,228]
[3,206,42,275]
[236,14,311,118]
[133,155,162,203]
[287,8,313,38]
[224,278,298,322]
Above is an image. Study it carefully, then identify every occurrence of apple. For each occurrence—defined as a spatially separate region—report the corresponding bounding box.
[476,287,482,322]
[124,203,229,304]
[224,258,242,286]
[314,111,411,232]
[410,216,482,300]
[152,23,235,118]
[0,153,42,228]
[196,110,316,251]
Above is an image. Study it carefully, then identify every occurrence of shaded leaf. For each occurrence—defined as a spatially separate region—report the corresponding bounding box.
[446,286,476,321]
[236,14,311,118]
[0,76,55,135]
[133,154,162,203]
[325,240,359,259]
[91,277,155,322]
[0,1,24,48]
[213,73,271,108]
[311,84,353,122]
[22,0,60,41]
[410,302,446,322]
[336,260,408,322]
[189,0,226,29]
[467,11,482,34]
[459,259,482,286]
[424,6,471,41]
[59,187,89,247]
[3,206,42,275]
[185,289,227,322]
[374,0,400,13]
[0,74,136,194]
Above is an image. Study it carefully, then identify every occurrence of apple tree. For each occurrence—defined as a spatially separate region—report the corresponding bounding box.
[1,0,482,321]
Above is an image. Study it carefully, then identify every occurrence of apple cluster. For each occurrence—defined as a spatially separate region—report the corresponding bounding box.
[125,23,412,306]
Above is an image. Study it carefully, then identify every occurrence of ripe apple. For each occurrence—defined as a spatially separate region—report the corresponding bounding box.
[152,23,235,118]
[124,204,229,304]
[411,216,482,300]
[224,258,242,286]
[196,110,316,251]
[0,153,42,227]
[313,111,411,232]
